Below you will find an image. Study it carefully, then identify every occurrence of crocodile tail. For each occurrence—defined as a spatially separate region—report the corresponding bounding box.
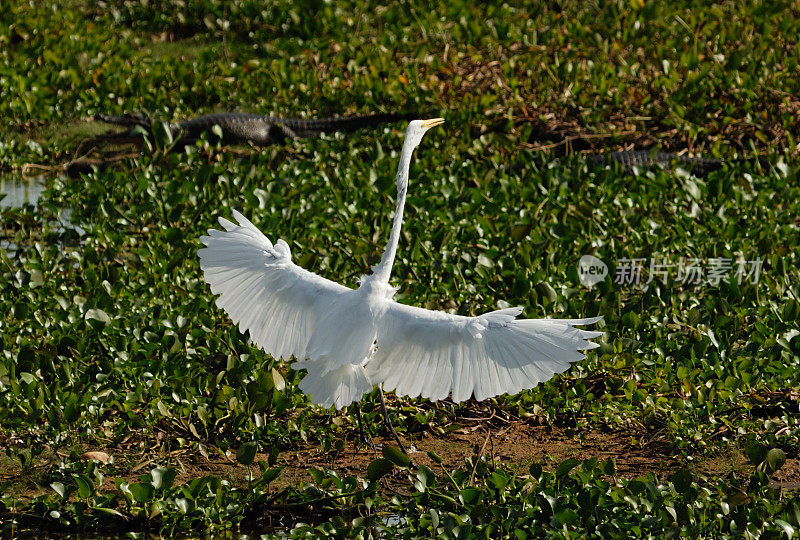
[94,112,153,129]
[283,113,417,136]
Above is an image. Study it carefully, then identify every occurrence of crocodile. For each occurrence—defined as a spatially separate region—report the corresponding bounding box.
[64,111,415,176]
[586,151,730,175]
[529,150,771,176]
[94,111,415,146]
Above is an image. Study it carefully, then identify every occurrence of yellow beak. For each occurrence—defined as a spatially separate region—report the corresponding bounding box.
[422,118,445,129]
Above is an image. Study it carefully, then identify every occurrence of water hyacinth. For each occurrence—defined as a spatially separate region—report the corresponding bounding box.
[1,0,799,536]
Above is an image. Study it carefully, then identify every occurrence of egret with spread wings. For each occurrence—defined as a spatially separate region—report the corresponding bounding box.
[198,118,602,449]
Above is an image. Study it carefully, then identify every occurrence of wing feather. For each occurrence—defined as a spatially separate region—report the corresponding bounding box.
[367,301,601,403]
[454,341,472,402]
[397,340,424,398]
[490,336,516,397]
[505,334,557,384]
[198,210,352,362]
[470,343,485,401]
[421,348,444,399]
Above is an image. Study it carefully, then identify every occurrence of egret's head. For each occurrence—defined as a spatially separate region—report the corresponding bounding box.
[404,118,444,149]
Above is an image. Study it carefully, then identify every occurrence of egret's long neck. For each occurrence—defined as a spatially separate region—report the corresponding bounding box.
[372,143,415,284]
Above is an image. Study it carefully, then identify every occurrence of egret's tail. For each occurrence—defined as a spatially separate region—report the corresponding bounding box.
[297,362,373,410]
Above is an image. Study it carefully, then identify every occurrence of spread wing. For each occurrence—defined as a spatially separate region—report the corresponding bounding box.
[366,302,602,402]
[198,210,352,361]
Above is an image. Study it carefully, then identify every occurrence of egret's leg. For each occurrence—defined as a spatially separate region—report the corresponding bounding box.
[378,385,414,465]
[355,402,377,452]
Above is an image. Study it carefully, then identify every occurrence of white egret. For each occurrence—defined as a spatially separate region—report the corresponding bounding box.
[198,118,602,450]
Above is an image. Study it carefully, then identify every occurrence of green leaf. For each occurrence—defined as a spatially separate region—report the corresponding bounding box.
[176,497,191,514]
[477,254,493,267]
[308,468,326,484]
[429,508,439,529]
[766,448,787,473]
[746,442,768,466]
[236,441,258,466]
[459,487,482,505]
[510,223,532,241]
[416,465,435,490]
[554,508,579,525]
[156,400,171,417]
[85,308,111,324]
[154,120,174,147]
[671,469,693,494]
[555,458,579,477]
[259,467,282,484]
[537,282,558,304]
[782,300,799,322]
[73,474,94,499]
[271,368,285,391]
[51,481,67,499]
[601,458,617,476]
[96,507,123,517]
[628,480,646,495]
[382,445,411,468]
[489,470,510,490]
[28,269,43,288]
[151,467,177,490]
[64,397,81,423]
[12,302,29,320]
[775,519,795,539]
[367,458,394,481]
[129,482,155,503]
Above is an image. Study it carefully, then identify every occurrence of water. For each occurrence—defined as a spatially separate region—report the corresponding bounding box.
[0,175,47,208]
[0,174,85,258]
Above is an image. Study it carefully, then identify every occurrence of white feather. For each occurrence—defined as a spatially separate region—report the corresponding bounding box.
[366,302,602,403]
[199,210,603,408]
[199,211,362,365]
[299,363,373,410]
[198,119,603,412]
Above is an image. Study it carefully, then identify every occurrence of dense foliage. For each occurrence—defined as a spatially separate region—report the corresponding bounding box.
[2,0,799,537]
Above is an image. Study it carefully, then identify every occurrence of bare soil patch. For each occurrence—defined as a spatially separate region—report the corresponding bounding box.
[4,421,799,500]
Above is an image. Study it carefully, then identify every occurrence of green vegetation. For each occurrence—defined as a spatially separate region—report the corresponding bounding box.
[2,0,799,537]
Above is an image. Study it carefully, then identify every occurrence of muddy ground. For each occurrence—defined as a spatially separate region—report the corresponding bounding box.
[4,416,799,502]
